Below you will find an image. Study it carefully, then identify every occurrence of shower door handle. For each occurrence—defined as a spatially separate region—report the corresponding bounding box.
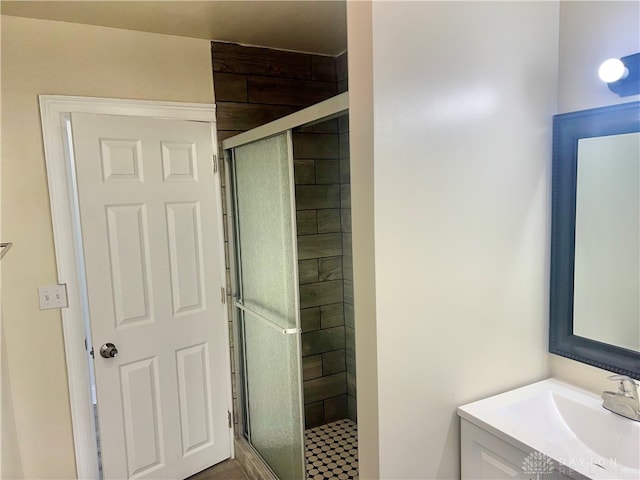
[234,301,300,335]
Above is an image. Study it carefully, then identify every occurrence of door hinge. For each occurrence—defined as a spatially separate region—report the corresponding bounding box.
[85,339,94,358]
[228,411,232,428]
[212,154,218,173]
[221,287,226,304]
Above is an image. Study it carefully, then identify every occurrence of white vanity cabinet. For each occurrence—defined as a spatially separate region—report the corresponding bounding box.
[461,419,576,479]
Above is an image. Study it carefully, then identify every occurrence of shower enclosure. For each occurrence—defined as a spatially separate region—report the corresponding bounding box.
[223,93,356,479]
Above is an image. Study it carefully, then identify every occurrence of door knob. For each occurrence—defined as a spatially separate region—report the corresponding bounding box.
[99,343,118,358]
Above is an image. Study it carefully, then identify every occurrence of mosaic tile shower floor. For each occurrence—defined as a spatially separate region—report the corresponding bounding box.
[305,419,358,480]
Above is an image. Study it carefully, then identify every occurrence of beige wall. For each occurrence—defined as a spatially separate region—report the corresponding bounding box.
[1,322,23,479]
[347,2,640,478]
[558,1,640,114]
[345,2,378,478]
[349,1,559,477]
[551,0,640,394]
[1,15,213,478]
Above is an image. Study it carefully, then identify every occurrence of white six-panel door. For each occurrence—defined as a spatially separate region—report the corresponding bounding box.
[70,112,230,479]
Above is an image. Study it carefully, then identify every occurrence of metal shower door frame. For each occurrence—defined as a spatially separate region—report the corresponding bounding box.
[222,93,348,478]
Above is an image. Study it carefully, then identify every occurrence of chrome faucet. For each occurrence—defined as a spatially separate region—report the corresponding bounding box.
[601,374,640,422]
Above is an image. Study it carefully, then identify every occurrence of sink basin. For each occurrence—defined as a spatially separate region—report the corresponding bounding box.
[553,391,639,471]
[458,379,640,479]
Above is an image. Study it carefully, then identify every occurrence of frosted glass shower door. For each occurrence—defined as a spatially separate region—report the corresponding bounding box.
[230,132,304,479]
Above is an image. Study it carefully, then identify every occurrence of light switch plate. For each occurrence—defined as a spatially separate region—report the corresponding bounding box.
[38,285,68,310]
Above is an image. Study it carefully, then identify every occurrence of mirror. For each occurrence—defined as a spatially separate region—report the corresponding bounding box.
[550,101,640,379]
[574,132,640,351]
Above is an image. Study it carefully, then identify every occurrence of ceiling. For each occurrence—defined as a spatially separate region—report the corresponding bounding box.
[0,0,348,56]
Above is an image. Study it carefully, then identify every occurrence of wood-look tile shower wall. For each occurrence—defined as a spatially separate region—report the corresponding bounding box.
[211,41,352,429]
[212,41,346,145]
[293,112,354,428]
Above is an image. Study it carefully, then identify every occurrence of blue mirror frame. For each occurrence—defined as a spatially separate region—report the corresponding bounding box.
[550,101,640,380]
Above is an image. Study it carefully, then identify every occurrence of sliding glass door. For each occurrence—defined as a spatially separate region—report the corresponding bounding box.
[228,132,305,479]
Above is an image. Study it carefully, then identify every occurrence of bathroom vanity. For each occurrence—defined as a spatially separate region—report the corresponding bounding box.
[458,379,640,480]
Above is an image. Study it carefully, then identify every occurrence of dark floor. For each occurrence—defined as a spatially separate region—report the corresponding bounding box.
[188,460,250,480]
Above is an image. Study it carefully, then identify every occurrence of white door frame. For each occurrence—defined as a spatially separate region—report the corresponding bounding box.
[39,95,233,479]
